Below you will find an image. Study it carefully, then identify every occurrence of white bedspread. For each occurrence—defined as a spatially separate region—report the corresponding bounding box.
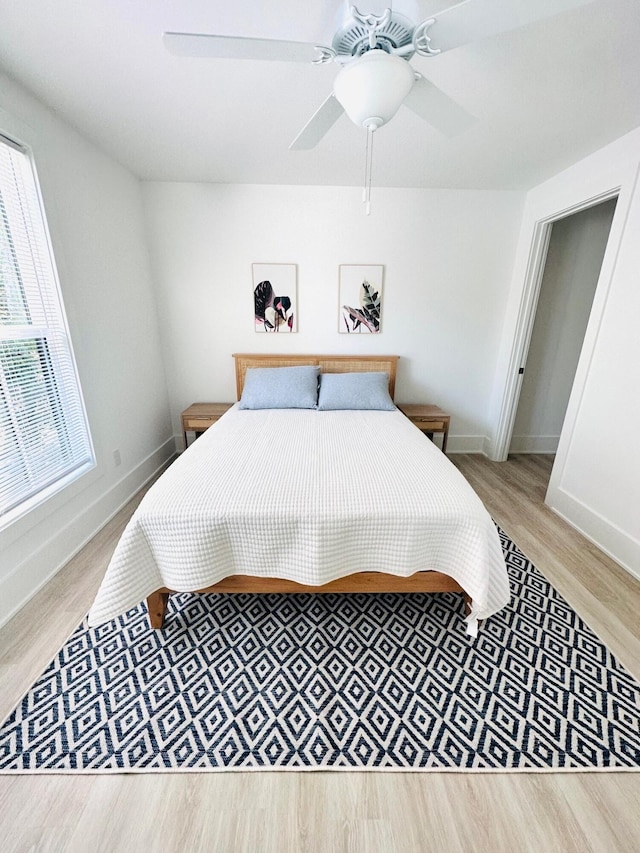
[88,406,510,633]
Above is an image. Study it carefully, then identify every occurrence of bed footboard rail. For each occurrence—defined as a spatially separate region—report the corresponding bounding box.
[146,572,470,630]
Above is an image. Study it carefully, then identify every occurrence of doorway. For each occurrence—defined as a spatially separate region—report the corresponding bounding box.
[508,197,617,475]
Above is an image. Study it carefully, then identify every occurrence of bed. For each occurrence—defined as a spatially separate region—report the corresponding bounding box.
[88,354,510,636]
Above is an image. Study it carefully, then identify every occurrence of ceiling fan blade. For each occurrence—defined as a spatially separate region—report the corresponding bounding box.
[423,0,597,55]
[163,32,329,63]
[289,94,345,150]
[404,76,475,137]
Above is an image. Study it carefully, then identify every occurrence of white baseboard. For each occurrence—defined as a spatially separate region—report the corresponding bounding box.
[547,486,640,583]
[446,435,486,454]
[509,434,559,454]
[0,438,176,630]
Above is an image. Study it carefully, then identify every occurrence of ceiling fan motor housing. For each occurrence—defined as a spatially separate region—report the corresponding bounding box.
[332,4,417,58]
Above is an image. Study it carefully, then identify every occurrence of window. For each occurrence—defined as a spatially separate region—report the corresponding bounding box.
[0,132,94,526]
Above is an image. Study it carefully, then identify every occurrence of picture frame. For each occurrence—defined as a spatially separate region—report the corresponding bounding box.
[339,264,384,334]
[252,263,297,333]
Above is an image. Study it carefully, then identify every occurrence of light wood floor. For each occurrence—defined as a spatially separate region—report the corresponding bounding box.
[1,454,639,853]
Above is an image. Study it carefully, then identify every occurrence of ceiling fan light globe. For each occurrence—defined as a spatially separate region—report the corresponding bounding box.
[333,50,415,130]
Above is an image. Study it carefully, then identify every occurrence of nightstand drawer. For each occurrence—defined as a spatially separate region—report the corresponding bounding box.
[185,417,217,430]
[413,418,446,430]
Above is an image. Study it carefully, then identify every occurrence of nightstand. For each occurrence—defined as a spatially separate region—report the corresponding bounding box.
[397,404,450,453]
[181,402,234,448]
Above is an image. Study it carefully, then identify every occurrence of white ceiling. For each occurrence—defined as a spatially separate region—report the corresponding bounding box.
[1,0,639,190]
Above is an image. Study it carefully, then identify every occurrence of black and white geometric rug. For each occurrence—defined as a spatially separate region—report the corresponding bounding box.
[1,529,639,773]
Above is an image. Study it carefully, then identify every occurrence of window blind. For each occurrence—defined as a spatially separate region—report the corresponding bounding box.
[0,133,94,523]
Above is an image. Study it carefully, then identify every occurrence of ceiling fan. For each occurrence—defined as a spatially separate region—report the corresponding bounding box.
[163,0,596,149]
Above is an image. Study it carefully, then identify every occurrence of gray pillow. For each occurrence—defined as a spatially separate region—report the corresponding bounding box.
[317,372,395,411]
[239,365,319,409]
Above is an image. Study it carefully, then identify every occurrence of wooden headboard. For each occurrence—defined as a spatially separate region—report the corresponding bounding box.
[232,354,399,400]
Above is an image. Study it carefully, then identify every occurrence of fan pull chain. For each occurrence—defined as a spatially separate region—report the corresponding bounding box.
[363,123,375,216]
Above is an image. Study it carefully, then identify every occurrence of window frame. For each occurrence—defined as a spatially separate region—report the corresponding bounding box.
[0,131,95,530]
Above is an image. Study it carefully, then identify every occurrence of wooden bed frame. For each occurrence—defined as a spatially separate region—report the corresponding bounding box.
[147,353,469,628]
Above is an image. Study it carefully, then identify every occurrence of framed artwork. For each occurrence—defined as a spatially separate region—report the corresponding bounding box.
[339,264,383,333]
[252,263,297,332]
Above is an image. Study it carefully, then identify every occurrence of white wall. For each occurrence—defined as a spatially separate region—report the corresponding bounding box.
[142,183,523,449]
[489,127,640,579]
[0,73,174,626]
[511,198,616,453]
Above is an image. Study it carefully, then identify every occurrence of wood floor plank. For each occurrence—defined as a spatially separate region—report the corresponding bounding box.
[1,453,639,852]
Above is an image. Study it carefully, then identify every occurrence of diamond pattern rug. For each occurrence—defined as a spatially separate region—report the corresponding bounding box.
[1,529,639,772]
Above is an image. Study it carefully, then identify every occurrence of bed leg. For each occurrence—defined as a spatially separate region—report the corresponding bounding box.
[463,593,472,617]
[463,593,484,632]
[147,591,170,629]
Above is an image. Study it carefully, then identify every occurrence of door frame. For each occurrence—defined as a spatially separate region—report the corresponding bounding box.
[491,188,621,463]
